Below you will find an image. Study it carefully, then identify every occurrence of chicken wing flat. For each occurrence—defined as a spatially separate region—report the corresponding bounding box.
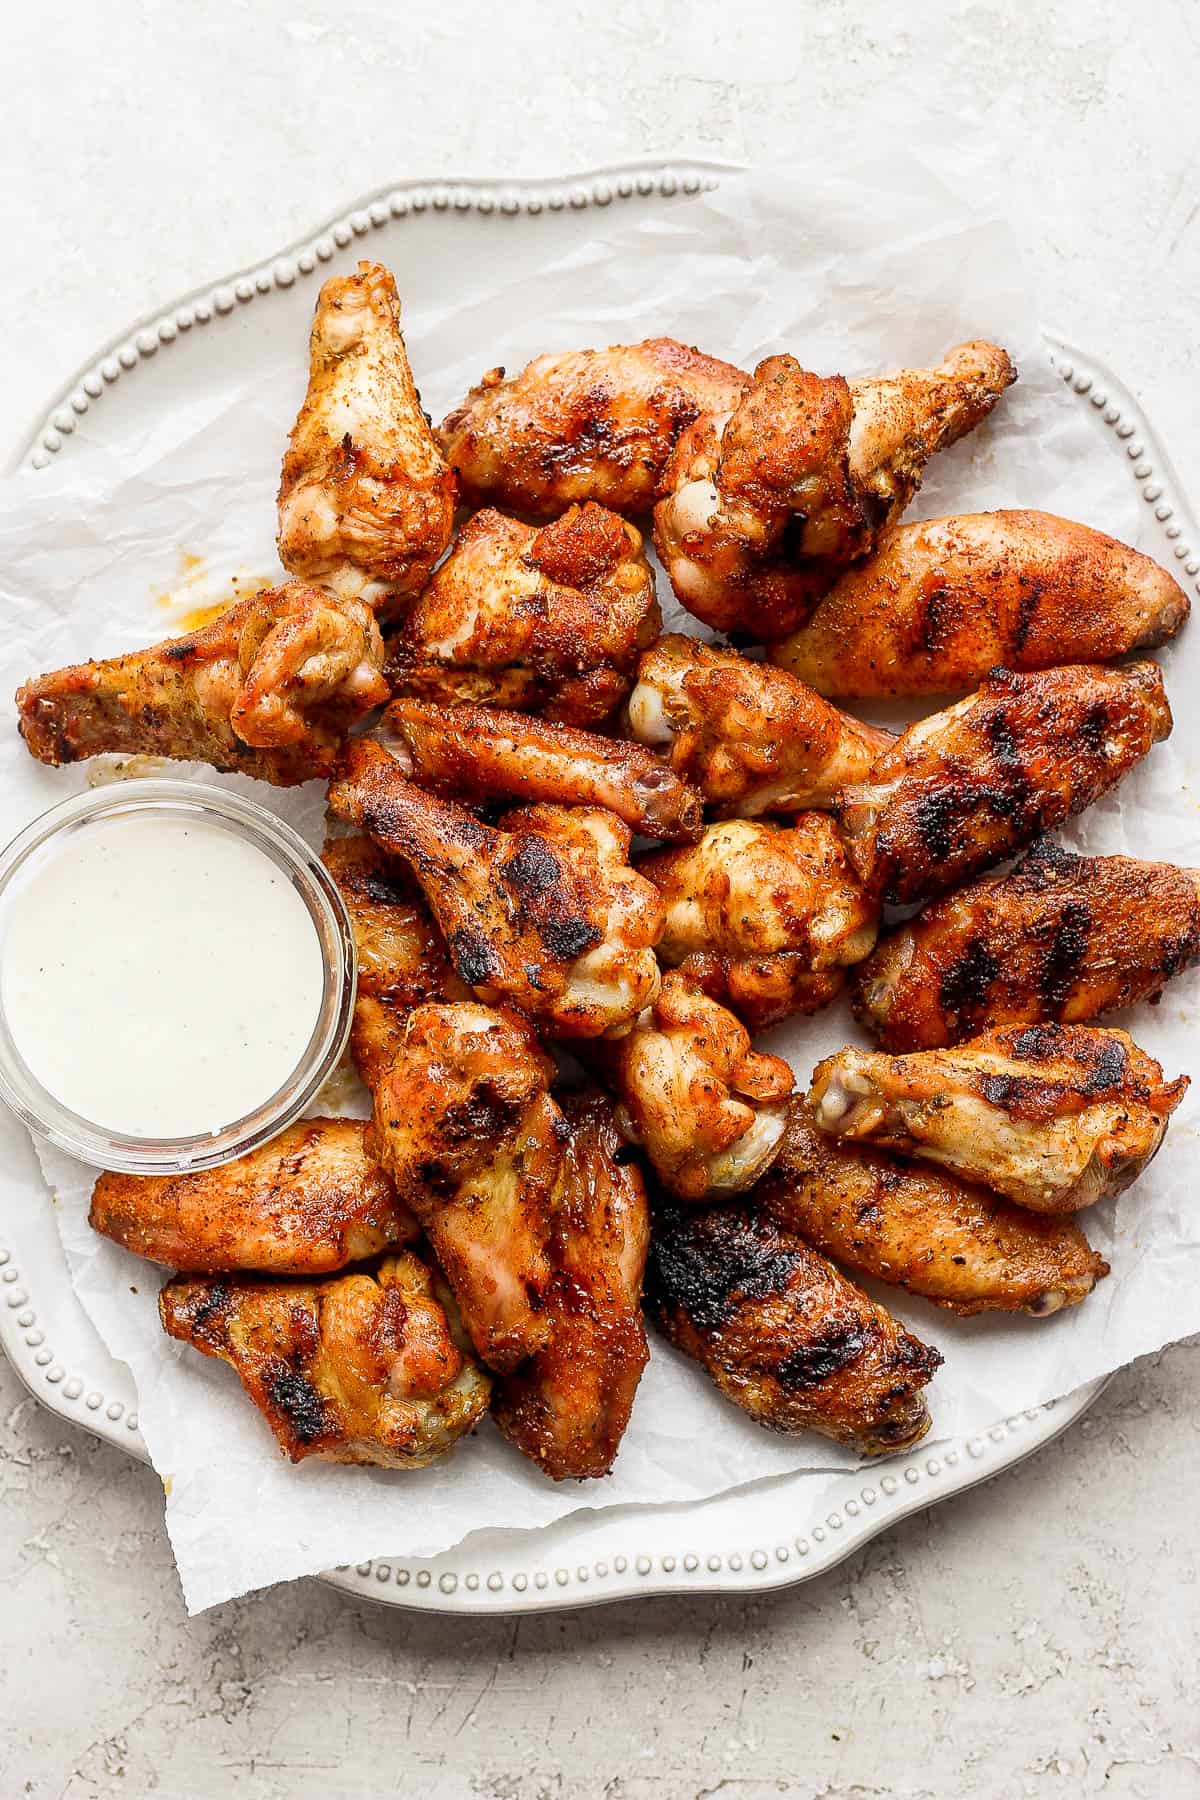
[493,1089,650,1480]
[839,662,1172,907]
[647,1199,941,1454]
[639,817,877,1030]
[808,1025,1188,1213]
[329,739,663,1038]
[385,503,660,728]
[758,1102,1108,1316]
[772,510,1189,698]
[854,841,1200,1052]
[90,1117,416,1274]
[439,338,750,518]
[277,261,456,615]
[368,1002,561,1372]
[386,697,703,843]
[626,634,891,818]
[160,1253,490,1467]
[17,583,388,786]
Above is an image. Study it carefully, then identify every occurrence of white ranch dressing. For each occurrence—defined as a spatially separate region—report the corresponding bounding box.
[0,812,326,1139]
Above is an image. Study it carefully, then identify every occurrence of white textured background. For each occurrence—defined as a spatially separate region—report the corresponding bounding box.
[2,4,1199,1796]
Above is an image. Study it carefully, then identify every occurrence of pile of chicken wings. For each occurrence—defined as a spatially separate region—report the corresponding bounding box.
[27,259,1194,1481]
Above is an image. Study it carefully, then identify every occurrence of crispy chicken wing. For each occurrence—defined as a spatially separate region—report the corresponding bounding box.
[626,634,891,818]
[329,739,663,1037]
[839,662,1172,907]
[385,503,660,727]
[160,1253,491,1467]
[440,338,750,518]
[90,1117,417,1274]
[16,583,388,785]
[759,1102,1108,1316]
[493,1089,651,1480]
[639,817,877,1029]
[854,841,1200,1052]
[368,1002,561,1372]
[647,1199,941,1454]
[808,1025,1188,1213]
[772,510,1189,698]
[277,261,456,615]
[385,697,703,842]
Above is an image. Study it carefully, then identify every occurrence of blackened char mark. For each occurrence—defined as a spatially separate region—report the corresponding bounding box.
[450,927,501,987]
[648,1206,803,1334]
[1039,900,1092,1009]
[266,1364,332,1446]
[938,939,1001,1024]
[776,1320,870,1389]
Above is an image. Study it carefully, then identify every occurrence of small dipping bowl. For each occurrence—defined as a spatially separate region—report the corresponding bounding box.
[0,781,355,1174]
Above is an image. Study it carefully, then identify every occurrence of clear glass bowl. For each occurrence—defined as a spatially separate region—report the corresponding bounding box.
[0,780,356,1174]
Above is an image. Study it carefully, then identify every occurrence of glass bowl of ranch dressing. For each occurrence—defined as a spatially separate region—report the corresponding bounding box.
[0,781,356,1174]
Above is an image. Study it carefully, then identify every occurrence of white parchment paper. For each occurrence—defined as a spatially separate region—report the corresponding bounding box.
[1,153,1197,1613]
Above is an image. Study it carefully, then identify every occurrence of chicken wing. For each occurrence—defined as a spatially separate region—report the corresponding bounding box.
[839,662,1172,907]
[626,634,891,818]
[277,261,456,615]
[329,739,663,1038]
[758,1102,1108,1316]
[647,1199,941,1454]
[385,697,703,842]
[439,337,750,518]
[90,1117,416,1274]
[493,1089,651,1480]
[808,1025,1188,1212]
[772,510,1189,698]
[639,817,877,1029]
[160,1253,490,1467]
[367,1002,561,1372]
[385,503,660,727]
[853,841,1200,1052]
[16,583,388,785]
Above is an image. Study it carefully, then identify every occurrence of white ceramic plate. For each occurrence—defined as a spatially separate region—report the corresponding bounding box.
[4,162,1199,1615]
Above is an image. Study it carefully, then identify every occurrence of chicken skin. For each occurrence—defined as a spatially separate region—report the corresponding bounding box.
[330,739,663,1038]
[772,510,1190,698]
[759,1102,1108,1316]
[385,503,660,728]
[839,662,1172,907]
[160,1254,490,1467]
[90,1117,417,1274]
[598,970,794,1201]
[493,1089,651,1481]
[626,634,891,818]
[277,261,456,616]
[854,842,1200,1053]
[639,817,878,1030]
[647,1199,941,1455]
[808,1025,1188,1213]
[16,583,388,786]
[385,698,703,843]
[440,337,750,519]
[368,1003,562,1372]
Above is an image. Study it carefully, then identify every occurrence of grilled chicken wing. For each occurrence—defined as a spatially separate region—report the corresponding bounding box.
[386,697,703,842]
[839,662,1172,907]
[330,739,663,1037]
[626,634,891,818]
[854,841,1200,1052]
[772,510,1189,698]
[808,1025,1188,1213]
[16,583,388,785]
[599,970,794,1200]
[493,1089,650,1480]
[639,817,877,1030]
[385,503,660,728]
[160,1254,490,1466]
[759,1102,1108,1316]
[90,1117,416,1274]
[277,261,456,615]
[367,1002,561,1372]
[440,338,750,519]
[647,1199,940,1454]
